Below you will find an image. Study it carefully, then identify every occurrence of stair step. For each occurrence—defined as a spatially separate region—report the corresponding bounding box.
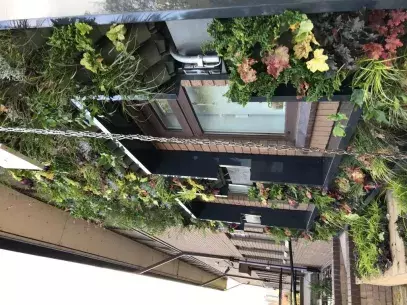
[105,140,118,151]
[123,155,133,167]
[112,147,126,158]
[143,62,171,87]
[129,163,140,172]
[126,23,152,50]
[137,40,163,73]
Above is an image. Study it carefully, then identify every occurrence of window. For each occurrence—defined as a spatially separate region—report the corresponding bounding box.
[137,82,298,140]
[184,86,286,134]
[150,99,182,130]
[137,97,193,137]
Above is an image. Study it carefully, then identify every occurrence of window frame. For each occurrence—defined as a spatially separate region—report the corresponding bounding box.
[135,85,299,143]
[137,97,194,137]
[177,86,298,141]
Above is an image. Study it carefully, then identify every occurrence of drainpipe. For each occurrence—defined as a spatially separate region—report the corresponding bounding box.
[170,48,221,68]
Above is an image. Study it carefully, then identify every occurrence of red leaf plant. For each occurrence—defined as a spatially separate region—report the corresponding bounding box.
[363,9,407,61]
[237,58,258,83]
[262,46,290,79]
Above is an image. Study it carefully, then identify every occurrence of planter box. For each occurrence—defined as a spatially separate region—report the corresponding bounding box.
[358,191,407,286]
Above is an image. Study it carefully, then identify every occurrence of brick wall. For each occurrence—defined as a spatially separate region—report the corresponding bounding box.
[333,235,394,305]
[309,102,340,149]
[360,285,393,305]
[155,137,298,155]
[181,79,229,87]
[333,237,344,304]
[348,239,362,305]
[212,194,310,211]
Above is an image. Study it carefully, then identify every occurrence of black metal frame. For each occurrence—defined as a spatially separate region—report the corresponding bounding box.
[279,268,283,305]
[322,106,362,188]
[1,1,407,29]
[289,238,295,305]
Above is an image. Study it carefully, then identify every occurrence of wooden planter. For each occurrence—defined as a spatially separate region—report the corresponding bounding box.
[359,191,407,286]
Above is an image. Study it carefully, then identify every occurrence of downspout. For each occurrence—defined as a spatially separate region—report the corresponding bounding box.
[169,48,221,68]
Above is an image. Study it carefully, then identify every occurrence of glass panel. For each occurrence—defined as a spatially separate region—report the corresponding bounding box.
[150,99,182,130]
[185,86,285,134]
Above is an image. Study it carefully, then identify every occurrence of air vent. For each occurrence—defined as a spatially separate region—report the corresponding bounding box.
[244,214,261,224]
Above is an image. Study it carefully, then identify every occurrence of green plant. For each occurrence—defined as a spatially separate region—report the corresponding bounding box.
[249,182,333,209]
[328,112,348,137]
[106,24,127,52]
[310,278,332,303]
[0,22,208,234]
[313,222,340,241]
[370,158,394,183]
[389,174,407,213]
[269,184,284,200]
[265,226,301,241]
[348,201,387,278]
[248,186,259,200]
[205,11,337,105]
[80,52,105,74]
[311,10,377,71]
[0,56,24,81]
[396,214,407,243]
[173,178,215,202]
[352,58,407,127]
[350,122,400,183]
[5,146,212,233]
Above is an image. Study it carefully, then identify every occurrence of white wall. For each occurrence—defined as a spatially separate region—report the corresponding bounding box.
[0,249,268,305]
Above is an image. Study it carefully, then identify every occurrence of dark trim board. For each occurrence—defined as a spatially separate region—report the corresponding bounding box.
[153,151,326,186]
[322,105,362,188]
[1,1,407,29]
[188,202,313,229]
[0,234,222,287]
[180,75,352,102]
[248,83,352,102]
[0,235,141,273]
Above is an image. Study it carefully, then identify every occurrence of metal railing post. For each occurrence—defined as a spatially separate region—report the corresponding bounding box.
[137,253,184,274]
[279,268,283,305]
[289,238,295,305]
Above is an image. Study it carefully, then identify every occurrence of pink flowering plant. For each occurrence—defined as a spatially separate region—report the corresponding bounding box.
[205,11,335,105]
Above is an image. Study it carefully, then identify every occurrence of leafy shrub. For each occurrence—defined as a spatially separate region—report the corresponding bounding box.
[310,278,332,303]
[205,11,336,105]
[311,10,377,71]
[264,226,301,241]
[389,174,407,214]
[249,182,332,208]
[348,201,390,278]
[352,59,407,127]
[362,10,407,60]
[0,22,214,233]
[6,143,216,233]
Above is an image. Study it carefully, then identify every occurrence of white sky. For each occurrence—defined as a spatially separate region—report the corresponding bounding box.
[0,0,103,20]
[0,249,274,305]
